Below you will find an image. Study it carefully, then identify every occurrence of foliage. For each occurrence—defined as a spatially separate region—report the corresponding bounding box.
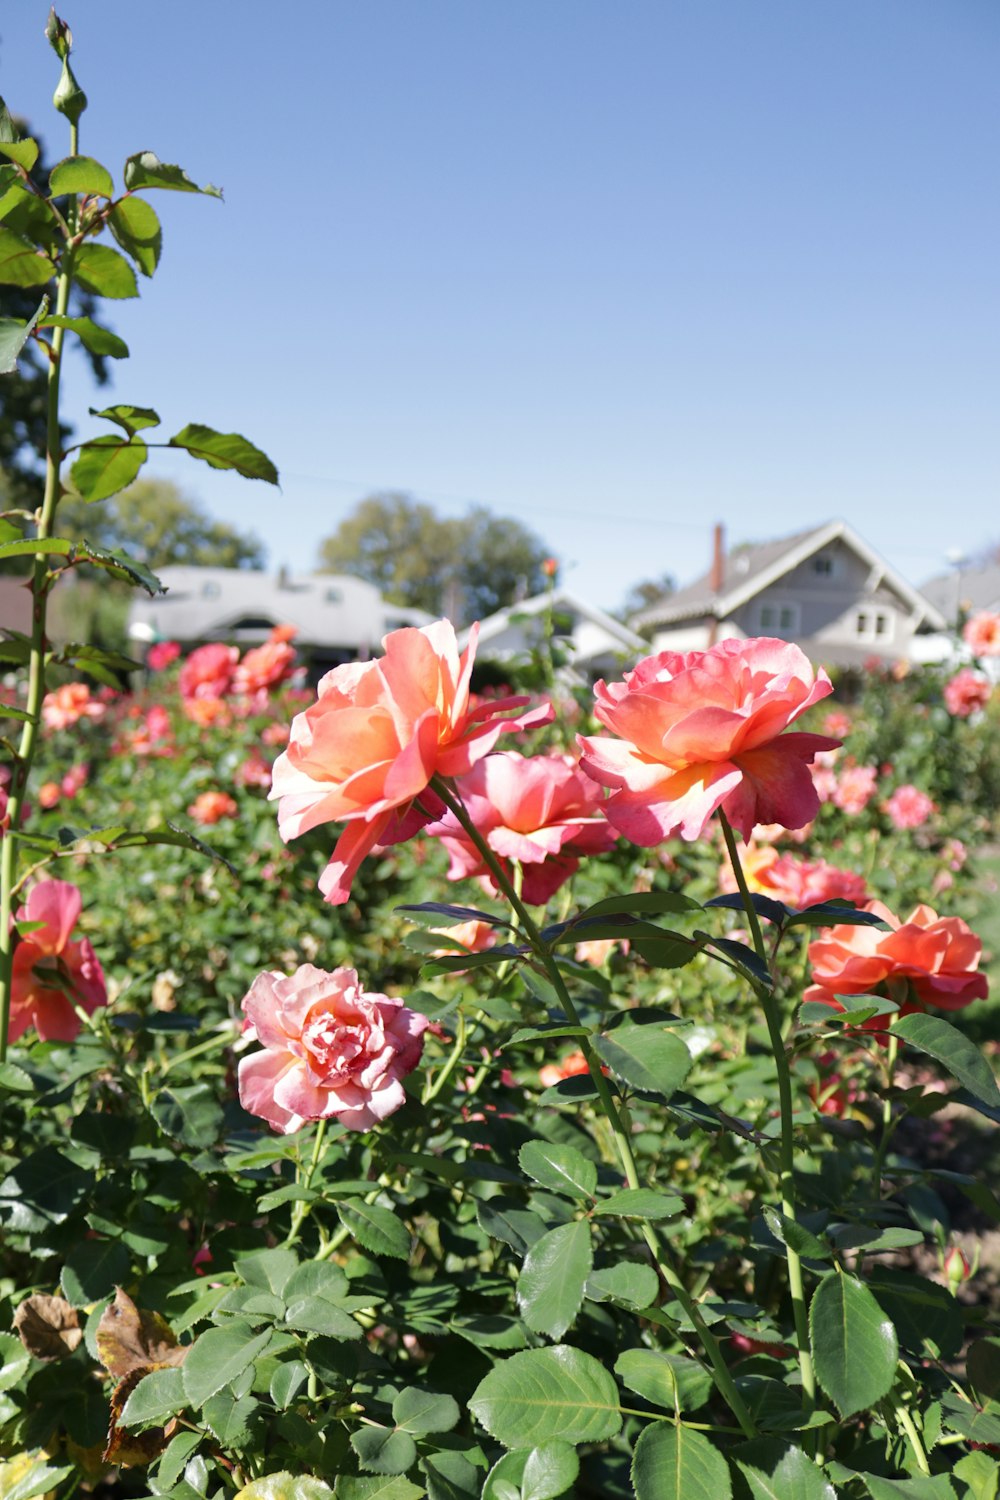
[57,478,266,570]
[317,492,551,624]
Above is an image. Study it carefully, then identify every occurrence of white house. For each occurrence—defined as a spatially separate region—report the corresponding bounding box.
[464,587,648,684]
[630,521,947,668]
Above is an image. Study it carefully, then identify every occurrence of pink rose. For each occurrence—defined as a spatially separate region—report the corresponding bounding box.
[147,640,181,671]
[179,643,239,700]
[426,751,617,904]
[884,784,935,831]
[238,964,428,1132]
[188,790,238,825]
[41,682,106,731]
[233,631,297,697]
[578,637,837,844]
[10,879,107,1043]
[944,668,991,718]
[963,611,1000,657]
[269,620,551,906]
[832,763,878,815]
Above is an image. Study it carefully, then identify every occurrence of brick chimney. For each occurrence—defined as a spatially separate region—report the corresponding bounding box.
[707,523,725,647]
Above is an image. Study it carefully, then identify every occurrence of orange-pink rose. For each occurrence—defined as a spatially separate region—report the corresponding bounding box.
[238,964,428,1132]
[179,643,239,700]
[884,784,935,831]
[41,682,106,731]
[805,901,987,1017]
[426,751,617,904]
[944,668,991,718]
[578,637,837,844]
[963,611,1000,657]
[188,790,238,824]
[720,843,866,910]
[10,879,107,1043]
[832,763,878,815]
[269,620,551,906]
[233,631,298,697]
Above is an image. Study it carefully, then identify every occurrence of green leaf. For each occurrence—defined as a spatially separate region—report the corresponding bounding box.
[517,1219,592,1340]
[761,1207,831,1261]
[893,1013,1000,1106]
[0,1332,30,1392]
[169,422,279,482]
[237,1475,334,1499]
[155,1431,203,1491]
[236,1247,300,1295]
[182,1321,272,1408]
[732,1439,838,1500]
[61,1238,130,1304]
[631,1421,732,1500]
[89,402,161,433]
[123,150,222,196]
[73,242,139,298]
[469,1344,622,1448]
[337,1200,411,1259]
[0,1459,74,1500]
[282,1260,349,1303]
[593,1018,692,1099]
[42,314,129,358]
[477,1198,547,1254]
[120,1365,186,1427]
[151,1083,223,1148]
[614,1348,713,1413]
[809,1271,898,1418]
[49,155,114,197]
[585,1260,659,1309]
[862,1476,957,1500]
[108,194,162,275]
[284,1296,362,1340]
[592,1188,684,1221]
[868,1269,962,1360]
[577,891,702,919]
[0,228,54,286]
[483,1440,580,1500]
[202,1392,263,1448]
[0,295,47,373]
[0,537,71,560]
[269,1359,309,1408]
[953,1451,1000,1500]
[0,1146,93,1232]
[519,1139,597,1200]
[335,1479,421,1500]
[351,1424,417,1476]
[0,138,39,171]
[392,1386,460,1435]
[969,1338,1000,1403]
[70,434,147,502]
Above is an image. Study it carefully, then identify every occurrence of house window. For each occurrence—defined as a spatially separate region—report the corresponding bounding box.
[325,587,342,604]
[202,581,220,599]
[875,613,889,637]
[855,610,894,642]
[855,611,869,637]
[759,601,799,634]
[812,554,835,576]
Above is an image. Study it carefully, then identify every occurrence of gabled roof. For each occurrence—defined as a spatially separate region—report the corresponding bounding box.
[921,563,1000,621]
[631,520,947,632]
[464,587,647,658]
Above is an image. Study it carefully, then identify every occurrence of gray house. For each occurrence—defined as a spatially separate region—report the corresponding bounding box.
[921,562,1000,631]
[464,587,648,684]
[630,521,947,668]
[128,567,431,676]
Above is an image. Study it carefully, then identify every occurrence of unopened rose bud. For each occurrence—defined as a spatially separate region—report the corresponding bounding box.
[53,54,87,124]
[542,557,558,578]
[44,9,73,59]
[943,1245,972,1294]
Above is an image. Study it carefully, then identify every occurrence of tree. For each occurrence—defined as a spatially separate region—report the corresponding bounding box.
[317,493,551,625]
[619,572,676,628]
[57,478,266,570]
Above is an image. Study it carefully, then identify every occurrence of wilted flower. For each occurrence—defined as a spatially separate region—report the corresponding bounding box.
[238,964,428,1132]
[270,620,551,906]
[578,638,837,845]
[10,879,107,1043]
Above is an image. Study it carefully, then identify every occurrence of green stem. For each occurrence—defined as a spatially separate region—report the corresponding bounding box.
[423,1008,468,1103]
[872,1032,899,1196]
[893,1396,931,1476]
[430,774,759,1438]
[719,810,816,1413]
[283,1118,329,1249]
[0,228,77,1060]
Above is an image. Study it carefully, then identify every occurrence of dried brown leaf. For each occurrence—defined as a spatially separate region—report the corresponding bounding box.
[13,1293,83,1360]
[95,1288,185,1379]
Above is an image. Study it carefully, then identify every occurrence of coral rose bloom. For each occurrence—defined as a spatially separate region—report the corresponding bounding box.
[179,642,239,700]
[238,965,428,1132]
[146,640,180,671]
[805,901,987,1016]
[578,638,837,844]
[188,790,238,824]
[720,843,866,910]
[41,682,106,731]
[963,611,1000,657]
[832,763,878,815]
[426,751,617,904]
[944,668,991,718]
[270,621,550,905]
[10,880,107,1043]
[233,632,297,696]
[884,784,935,831]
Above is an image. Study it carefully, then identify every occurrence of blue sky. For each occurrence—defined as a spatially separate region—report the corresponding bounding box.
[2,1,998,612]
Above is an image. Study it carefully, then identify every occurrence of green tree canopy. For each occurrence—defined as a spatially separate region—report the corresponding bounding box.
[317,492,551,625]
[57,477,266,570]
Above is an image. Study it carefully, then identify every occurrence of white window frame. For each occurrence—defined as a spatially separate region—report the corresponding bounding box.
[812,552,836,577]
[758,600,800,635]
[854,608,895,643]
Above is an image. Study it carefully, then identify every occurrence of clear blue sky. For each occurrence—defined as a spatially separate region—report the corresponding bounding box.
[3,1,998,612]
